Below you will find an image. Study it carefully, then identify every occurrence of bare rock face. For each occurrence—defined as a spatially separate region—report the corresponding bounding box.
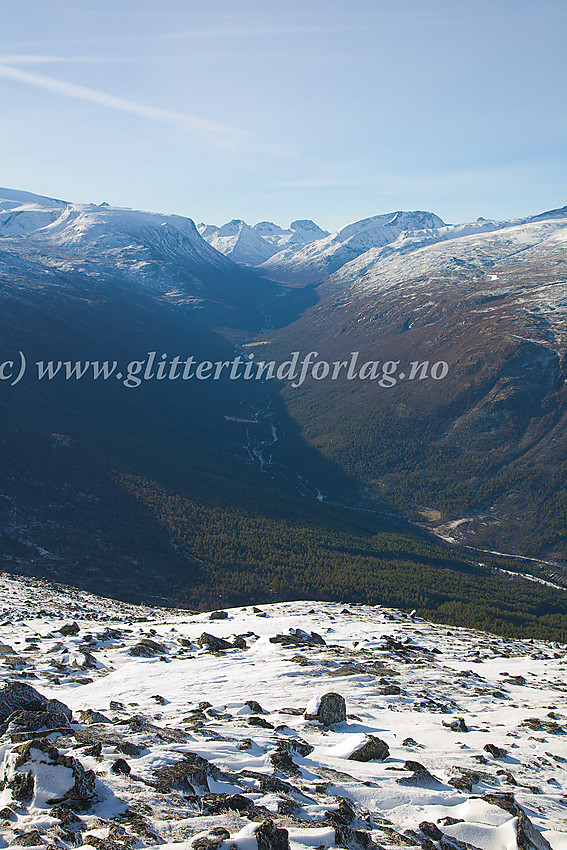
[347,734,389,762]
[304,692,346,725]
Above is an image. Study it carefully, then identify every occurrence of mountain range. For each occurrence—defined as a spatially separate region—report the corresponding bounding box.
[1,187,567,639]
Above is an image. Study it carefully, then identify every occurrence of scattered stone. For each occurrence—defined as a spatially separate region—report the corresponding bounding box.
[59,623,80,636]
[347,734,389,763]
[270,747,300,775]
[325,798,356,825]
[110,758,131,775]
[77,709,111,725]
[442,717,468,732]
[304,692,346,725]
[197,633,232,652]
[209,611,229,621]
[192,827,230,850]
[484,743,507,758]
[238,738,252,750]
[419,822,443,841]
[270,630,326,648]
[115,742,143,757]
[276,737,314,757]
[246,700,265,714]
[397,761,444,788]
[110,701,125,711]
[10,829,43,846]
[129,638,167,657]
[256,819,290,850]
[201,793,252,814]
[248,716,275,729]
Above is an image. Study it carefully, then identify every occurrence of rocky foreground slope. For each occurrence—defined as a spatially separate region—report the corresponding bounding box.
[0,572,566,850]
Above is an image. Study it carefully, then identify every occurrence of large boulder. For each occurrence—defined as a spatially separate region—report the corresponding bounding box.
[304,693,346,725]
[348,734,389,762]
[197,633,232,652]
[129,638,167,657]
[256,820,290,850]
[1,739,96,811]
[0,683,47,722]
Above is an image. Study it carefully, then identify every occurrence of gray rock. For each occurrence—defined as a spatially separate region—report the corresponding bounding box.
[304,692,346,725]
[0,683,49,723]
[397,761,444,788]
[77,709,111,725]
[129,638,167,657]
[270,630,326,648]
[6,739,96,810]
[192,827,230,850]
[481,794,553,850]
[197,633,232,652]
[59,622,80,636]
[10,830,43,846]
[256,820,290,850]
[484,743,507,758]
[2,709,71,734]
[110,758,131,775]
[347,734,389,762]
[209,611,229,621]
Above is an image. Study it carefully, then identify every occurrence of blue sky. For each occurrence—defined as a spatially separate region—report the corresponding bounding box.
[0,0,565,230]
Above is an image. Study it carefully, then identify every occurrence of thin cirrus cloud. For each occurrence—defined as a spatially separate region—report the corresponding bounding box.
[0,62,294,157]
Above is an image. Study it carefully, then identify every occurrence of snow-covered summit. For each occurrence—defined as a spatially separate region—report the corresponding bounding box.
[259,210,446,283]
[197,218,280,265]
[198,218,329,265]
[0,188,257,300]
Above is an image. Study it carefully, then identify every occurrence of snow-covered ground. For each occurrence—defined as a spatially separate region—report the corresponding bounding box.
[1,572,566,850]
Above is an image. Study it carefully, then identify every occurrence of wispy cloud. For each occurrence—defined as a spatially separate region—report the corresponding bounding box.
[0,63,294,157]
[0,55,128,65]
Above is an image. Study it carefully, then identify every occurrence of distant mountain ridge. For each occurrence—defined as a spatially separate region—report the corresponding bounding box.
[197,217,329,266]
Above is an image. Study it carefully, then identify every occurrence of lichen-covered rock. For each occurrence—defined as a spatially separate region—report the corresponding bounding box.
[129,638,167,657]
[0,683,47,722]
[197,633,232,652]
[482,794,553,850]
[347,734,389,762]
[59,622,80,636]
[2,709,71,734]
[304,692,346,725]
[256,820,290,850]
[1,739,96,811]
[153,752,220,794]
[191,827,230,850]
[77,709,111,725]
[269,629,326,648]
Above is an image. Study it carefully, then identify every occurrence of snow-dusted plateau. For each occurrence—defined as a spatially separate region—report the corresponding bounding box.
[1,572,567,850]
